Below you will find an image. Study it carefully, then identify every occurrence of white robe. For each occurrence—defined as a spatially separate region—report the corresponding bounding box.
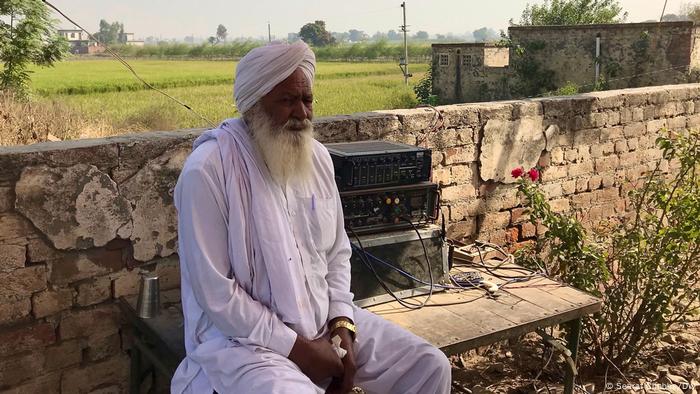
[171,119,451,393]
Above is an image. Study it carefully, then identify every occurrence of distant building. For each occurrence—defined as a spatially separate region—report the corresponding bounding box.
[58,29,104,54]
[288,32,300,42]
[119,32,145,47]
[431,43,510,103]
[432,21,700,104]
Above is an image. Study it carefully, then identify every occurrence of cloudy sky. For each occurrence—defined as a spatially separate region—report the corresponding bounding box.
[52,0,684,40]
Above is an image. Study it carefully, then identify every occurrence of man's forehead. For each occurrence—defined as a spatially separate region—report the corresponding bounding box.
[271,68,312,95]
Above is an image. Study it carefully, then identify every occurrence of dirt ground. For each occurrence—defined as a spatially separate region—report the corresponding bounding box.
[449,322,700,394]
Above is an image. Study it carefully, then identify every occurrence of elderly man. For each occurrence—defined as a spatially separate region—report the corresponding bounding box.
[171,41,451,394]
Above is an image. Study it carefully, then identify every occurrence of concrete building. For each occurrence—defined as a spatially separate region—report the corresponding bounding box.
[119,33,145,47]
[432,21,700,104]
[431,43,510,103]
[58,29,104,54]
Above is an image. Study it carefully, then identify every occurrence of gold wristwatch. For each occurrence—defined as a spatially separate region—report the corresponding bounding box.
[330,320,357,341]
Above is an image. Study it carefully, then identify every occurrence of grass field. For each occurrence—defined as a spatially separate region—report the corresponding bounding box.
[28,59,429,132]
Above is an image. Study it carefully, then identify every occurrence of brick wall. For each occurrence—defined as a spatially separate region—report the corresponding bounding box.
[0,83,697,392]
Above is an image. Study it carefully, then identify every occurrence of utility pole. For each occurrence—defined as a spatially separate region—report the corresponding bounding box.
[660,0,669,21]
[268,22,271,43]
[399,2,412,85]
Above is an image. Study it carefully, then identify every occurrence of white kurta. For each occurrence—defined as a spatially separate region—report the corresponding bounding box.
[171,119,451,394]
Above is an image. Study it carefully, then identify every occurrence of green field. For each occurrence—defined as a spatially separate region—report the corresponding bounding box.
[29,59,429,131]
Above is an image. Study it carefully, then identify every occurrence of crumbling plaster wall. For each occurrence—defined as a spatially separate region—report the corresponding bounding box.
[0,83,697,392]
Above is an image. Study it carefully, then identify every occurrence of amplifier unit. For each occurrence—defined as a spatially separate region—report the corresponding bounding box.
[325,140,432,191]
[341,182,439,235]
[349,225,448,308]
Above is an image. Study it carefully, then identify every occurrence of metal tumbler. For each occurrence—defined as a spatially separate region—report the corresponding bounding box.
[136,275,160,319]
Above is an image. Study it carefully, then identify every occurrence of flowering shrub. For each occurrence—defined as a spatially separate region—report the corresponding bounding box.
[512,130,700,371]
[511,166,607,294]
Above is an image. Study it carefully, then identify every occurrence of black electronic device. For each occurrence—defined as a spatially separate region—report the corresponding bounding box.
[350,225,448,307]
[341,182,438,235]
[325,140,432,191]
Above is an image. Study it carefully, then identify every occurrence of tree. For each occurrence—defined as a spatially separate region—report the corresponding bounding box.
[216,24,227,43]
[372,31,387,41]
[472,27,499,42]
[387,30,401,41]
[413,31,429,40]
[661,13,686,21]
[348,29,367,42]
[678,2,700,23]
[516,0,628,25]
[95,19,124,44]
[331,31,349,43]
[299,20,335,47]
[207,36,216,44]
[0,0,68,98]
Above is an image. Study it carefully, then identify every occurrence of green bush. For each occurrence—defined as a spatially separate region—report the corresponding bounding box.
[413,64,438,106]
[513,129,700,371]
[550,81,580,96]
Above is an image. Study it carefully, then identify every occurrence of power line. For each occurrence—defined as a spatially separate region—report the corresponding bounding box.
[528,63,693,99]
[42,0,216,128]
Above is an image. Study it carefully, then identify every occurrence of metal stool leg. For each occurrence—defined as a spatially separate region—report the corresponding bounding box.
[129,342,142,394]
[564,318,582,394]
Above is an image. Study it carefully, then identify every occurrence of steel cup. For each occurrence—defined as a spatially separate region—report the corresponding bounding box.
[136,275,160,319]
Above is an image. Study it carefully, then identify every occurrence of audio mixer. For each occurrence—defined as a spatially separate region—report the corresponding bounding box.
[341,182,438,235]
[325,140,432,191]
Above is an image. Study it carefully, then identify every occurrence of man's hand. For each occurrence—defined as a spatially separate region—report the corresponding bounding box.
[288,335,344,384]
[326,320,357,394]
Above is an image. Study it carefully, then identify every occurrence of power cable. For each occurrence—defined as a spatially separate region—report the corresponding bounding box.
[347,222,434,310]
[42,0,216,128]
[348,226,424,309]
[348,220,545,309]
[528,63,693,100]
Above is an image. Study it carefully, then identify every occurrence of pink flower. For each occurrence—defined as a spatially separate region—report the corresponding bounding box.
[528,168,540,182]
[511,167,525,178]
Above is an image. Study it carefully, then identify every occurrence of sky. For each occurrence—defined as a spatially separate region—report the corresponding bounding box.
[52,0,686,40]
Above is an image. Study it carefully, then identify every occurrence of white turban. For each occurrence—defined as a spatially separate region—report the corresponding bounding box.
[234,41,316,114]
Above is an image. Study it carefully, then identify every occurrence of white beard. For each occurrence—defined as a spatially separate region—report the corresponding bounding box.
[244,104,315,185]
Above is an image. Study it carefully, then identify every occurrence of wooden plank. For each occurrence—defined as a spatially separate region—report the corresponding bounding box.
[369,296,485,349]
[459,266,585,317]
[115,258,603,366]
[541,284,602,312]
[483,291,552,324]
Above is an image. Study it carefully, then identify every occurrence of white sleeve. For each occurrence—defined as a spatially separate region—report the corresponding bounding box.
[323,167,355,324]
[175,158,297,356]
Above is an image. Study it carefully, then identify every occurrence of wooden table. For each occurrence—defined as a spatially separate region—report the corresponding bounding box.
[119,264,601,394]
[367,266,601,394]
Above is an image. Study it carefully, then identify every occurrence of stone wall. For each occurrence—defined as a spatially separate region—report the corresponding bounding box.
[433,22,700,104]
[1,83,698,392]
[510,21,700,90]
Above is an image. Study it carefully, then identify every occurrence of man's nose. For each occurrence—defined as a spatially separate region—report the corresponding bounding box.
[291,100,309,121]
